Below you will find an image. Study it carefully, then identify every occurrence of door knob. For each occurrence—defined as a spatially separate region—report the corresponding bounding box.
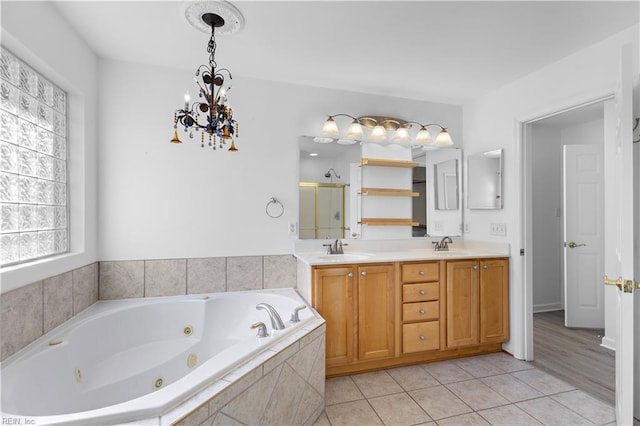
[347,272,353,278]
[565,241,586,248]
[361,271,367,276]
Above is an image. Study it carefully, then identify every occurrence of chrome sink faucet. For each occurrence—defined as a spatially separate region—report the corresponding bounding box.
[323,239,347,255]
[433,236,453,251]
[256,303,285,330]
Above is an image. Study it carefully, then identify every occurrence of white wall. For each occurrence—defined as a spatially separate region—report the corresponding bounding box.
[531,118,604,313]
[97,59,462,260]
[1,2,98,292]
[530,124,562,312]
[463,24,639,358]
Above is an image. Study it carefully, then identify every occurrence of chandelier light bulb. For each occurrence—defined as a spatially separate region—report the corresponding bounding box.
[435,129,453,146]
[183,92,191,103]
[415,126,433,145]
[370,124,387,141]
[392,126,411,143]
[346,119,364,140]
[321,117,340,138]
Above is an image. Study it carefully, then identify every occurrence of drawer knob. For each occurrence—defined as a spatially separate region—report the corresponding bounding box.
[473,265,479,270]
[419,289,426,295]
[482,265,488,269]
[419,335,426,341]
[361,271,367,276]
[347,272,353,278]
[419,271,425,276]
[419,309,426,315]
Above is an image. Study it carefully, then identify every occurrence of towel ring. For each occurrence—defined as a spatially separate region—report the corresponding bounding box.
[265,197,284,218]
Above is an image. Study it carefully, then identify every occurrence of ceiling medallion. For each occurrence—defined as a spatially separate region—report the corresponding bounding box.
[182,1,245,35]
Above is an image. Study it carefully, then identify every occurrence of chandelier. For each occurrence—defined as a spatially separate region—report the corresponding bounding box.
[171,12,238,151]
[319,114,453,149]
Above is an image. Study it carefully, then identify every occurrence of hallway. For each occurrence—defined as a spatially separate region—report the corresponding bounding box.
[533,310,615,406]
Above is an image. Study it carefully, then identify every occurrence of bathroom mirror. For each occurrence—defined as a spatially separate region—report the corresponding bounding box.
[434,158,459,210]
[299,136,463,239]
[298,136,360,239]
[424,148,463,237]
[467,148,503,209]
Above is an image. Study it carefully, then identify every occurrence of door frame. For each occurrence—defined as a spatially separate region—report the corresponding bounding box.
[515,91,614,361]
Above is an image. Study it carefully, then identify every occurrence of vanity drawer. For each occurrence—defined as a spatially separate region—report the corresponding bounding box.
[403,282,439,302]
[402,262,439,283]
[403,322,440,353]
[403,301,439,322]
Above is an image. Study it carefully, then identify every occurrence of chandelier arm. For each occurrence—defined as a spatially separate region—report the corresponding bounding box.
[403,121,446,130]
[328,113,359,121]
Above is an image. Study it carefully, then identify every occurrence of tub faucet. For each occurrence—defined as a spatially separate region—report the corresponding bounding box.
[256,303,286,330]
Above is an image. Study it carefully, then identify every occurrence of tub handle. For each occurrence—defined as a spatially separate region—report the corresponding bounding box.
[290,305,307,323]
[251,322,269,338]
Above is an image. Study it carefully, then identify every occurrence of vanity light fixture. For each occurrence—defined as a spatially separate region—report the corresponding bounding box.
[320,114,453,149]
[171,2,244,152]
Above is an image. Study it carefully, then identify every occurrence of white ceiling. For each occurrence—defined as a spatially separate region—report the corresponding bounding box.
[54,1,639,104]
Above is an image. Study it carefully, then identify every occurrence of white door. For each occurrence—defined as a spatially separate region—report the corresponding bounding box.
[606,43,636,425]
[563,144,604,328]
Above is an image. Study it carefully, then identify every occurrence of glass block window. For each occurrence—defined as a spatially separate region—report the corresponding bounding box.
[0,47,68,267]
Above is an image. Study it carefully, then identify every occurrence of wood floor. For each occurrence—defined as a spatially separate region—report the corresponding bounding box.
[533,310,615,405]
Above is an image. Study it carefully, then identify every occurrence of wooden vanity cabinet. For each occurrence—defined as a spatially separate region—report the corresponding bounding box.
[311,257,508,376]
[312,263,396,370]
[400,262,441,354]
[446,258,509,348]
[312,266,356,368]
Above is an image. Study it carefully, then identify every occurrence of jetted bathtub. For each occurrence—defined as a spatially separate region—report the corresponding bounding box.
[1,288,317,425]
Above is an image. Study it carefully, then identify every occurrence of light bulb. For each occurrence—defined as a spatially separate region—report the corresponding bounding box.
[321,117,340,138]
[392,127,411,143]
[415,126,433,145]
[435,129,453,146]
[184,92,191,103]
[370,124,387,141]
[346,119,364,140]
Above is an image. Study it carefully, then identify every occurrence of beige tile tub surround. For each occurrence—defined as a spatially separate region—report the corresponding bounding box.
[99,255,298,300]
[0,262,99,361]
[167,322,326,426]
[2,255,297,361]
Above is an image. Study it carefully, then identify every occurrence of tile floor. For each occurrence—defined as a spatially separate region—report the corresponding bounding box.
[314,352,616,426]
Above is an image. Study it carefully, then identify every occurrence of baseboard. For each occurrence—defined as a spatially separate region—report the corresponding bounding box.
[532,303,562,313]
[600,336,616,352]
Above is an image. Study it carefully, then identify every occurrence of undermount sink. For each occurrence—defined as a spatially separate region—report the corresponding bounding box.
[315,253,374,262]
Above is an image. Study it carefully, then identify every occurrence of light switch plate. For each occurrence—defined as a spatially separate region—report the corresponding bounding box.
[490,223,506,236]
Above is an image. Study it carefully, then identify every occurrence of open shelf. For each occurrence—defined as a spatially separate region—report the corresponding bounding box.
[359,218,419,226]
[360,188,420,197]
[361,158,418,168]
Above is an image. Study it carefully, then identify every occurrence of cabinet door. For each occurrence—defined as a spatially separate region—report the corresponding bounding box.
[479,259,509,343]
[313,266,356,367]
[446,260,479,348]
[358,264,396,361]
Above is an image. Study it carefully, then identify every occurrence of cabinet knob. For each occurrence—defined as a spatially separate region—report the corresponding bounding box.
[482,265,488,269]
[419,335,426,341]
[347,272,353,278]
[419,271,425,276]
[473,265,479,270]
[419,309,426,315]
[419,289,426,295]
[361,271,367,276]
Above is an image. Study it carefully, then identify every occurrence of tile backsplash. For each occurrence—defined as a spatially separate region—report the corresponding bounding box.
[0,255,297,361]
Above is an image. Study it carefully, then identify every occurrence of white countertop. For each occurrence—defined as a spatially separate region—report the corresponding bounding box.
[294,240,510,266]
